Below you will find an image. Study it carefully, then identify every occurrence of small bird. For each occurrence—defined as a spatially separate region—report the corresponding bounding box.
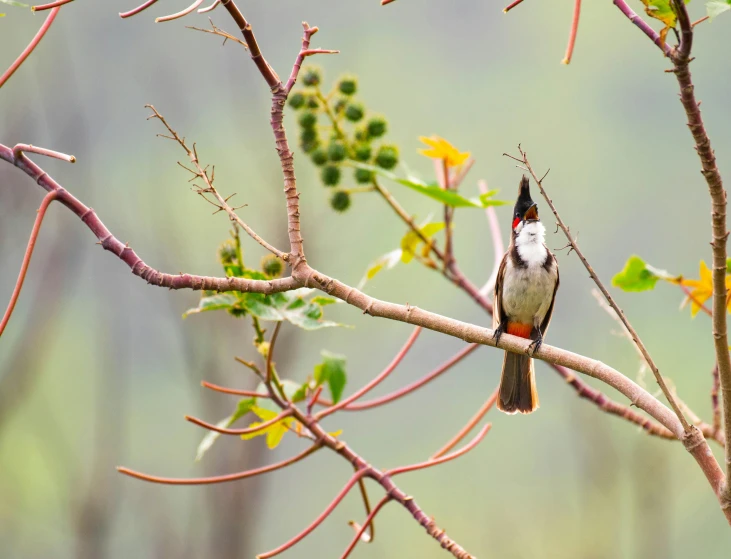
[493,176,559,414]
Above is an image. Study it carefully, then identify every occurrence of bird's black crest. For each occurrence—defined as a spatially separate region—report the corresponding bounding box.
[514,175,536,218]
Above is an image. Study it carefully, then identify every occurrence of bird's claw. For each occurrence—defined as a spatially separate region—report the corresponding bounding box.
[527,337,542,356]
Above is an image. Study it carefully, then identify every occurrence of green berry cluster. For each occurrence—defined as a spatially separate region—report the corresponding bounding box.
[289,68,400,213]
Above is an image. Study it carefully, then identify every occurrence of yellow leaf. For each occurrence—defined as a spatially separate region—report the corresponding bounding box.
[680,261,713,317]
[240,406,297,449]
[418,135,470,168]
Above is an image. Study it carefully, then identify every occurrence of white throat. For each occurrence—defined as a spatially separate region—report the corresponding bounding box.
[514,221,547,266]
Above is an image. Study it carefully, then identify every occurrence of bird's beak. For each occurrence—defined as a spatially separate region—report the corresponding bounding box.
[523,203,538,222]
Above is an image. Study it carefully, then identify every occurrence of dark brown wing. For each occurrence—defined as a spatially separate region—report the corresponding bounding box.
[493,251,509,330]
[539,252,559,336]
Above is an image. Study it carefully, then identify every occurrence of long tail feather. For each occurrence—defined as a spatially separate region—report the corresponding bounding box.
[497,351,539,414]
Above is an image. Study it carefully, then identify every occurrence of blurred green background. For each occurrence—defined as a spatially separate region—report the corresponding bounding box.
[2,1,731,558]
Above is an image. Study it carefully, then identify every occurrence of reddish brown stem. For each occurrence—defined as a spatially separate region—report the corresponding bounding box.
[256,469,370,559]
[561,0,582,65]
[198,0,220,14]
[0,144,298,295]
[185,409,292,435]
[155,0,204,22]
[201,381,268,399]
[319,343,480,411]
[431,388,498,460]
[0,191,59,338]
[315,326,422,419]
[712,364,721,435]
[340,496,391,559]
[117,444,320,485]
[32,0,74,11]
[612,0,672,57]
[219,0,280,88]
[670,0,731,508]
[0,7,60,89]
[285,25,338,94]
[13,144,76,163]
[307,385,323,416]
[265,321,282,384]
[119,0,159,18]
[680,284,713,317]
[387,424,491,477]
[503,0,526,13]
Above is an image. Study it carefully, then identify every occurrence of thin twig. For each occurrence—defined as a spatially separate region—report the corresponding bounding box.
[341,496,391,559]
[13,144,76,163]
[156,0,204,22]
[119,0,159,18]
[503,0,526,13]
[315,327,422,419]
[187,19,248,48]
[0,7,61,89]
[117,444,321,485]
[185,409,293,435]
[431,388,498,460]
[145,105,289,261]
[201,381,269,399]
[679,285,713,317]
[351,469,375,544]
[265,321,282,384]
[387,424,492,476]
[0,191,59,337]
[32,0,74,11]
[318,343,480,411]
[561,0,582,65]
[256,469,371,559]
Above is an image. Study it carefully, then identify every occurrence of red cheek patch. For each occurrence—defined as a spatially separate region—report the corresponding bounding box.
[512,217,520,230]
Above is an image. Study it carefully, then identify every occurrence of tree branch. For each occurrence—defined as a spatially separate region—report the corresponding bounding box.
[0,144,298,295]
[669,0,731,505]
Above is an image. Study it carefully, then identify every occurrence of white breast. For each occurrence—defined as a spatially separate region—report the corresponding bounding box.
[515,221,548,267]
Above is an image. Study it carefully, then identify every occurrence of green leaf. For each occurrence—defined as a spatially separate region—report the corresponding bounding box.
[478,190,505,207]
[707,0,731,18]
[612,255,679,292]
[612,255,659,292]
[310,296,337,306]
[401,221,444,263]
[195,397,256,461]
[314,351,347,404]
[237,288,347,330]
[353,163,508,208]
[0,0,29,6]
[727,257,731,274]
[183,293,238,317]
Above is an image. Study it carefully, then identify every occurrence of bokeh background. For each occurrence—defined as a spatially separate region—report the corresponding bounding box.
[2,1,731,558]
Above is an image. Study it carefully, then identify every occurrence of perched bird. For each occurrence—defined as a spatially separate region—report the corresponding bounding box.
[493,176,559,414]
